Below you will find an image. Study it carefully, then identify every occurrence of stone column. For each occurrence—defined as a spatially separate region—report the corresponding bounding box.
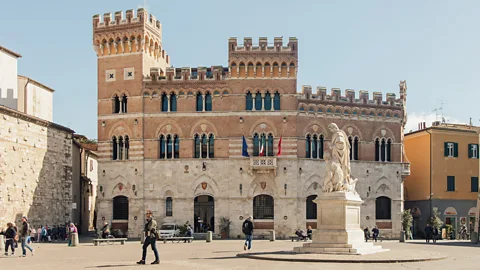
[202,94,206,112]
[167,95,171,112]
[252,93,256,111]
[106,43,111,55]
[261,93,265,111]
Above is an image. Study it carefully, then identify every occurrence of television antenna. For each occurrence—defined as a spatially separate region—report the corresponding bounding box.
[432,100,444,122]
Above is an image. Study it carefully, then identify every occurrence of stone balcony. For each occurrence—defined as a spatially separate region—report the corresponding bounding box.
[250,156,277,175]
[402,163,411,177]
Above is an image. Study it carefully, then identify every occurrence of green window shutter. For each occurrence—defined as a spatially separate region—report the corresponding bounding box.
[454,143,459,157]
[471,177,479,192]
[477,144,480,158]
[447,176,455,191]
[444,142,448,157]
[468,144,472,158]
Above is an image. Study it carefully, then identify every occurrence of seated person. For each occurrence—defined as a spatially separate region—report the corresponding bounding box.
[307,226,313,240]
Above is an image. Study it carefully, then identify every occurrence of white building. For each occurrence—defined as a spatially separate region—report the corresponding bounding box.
[0,45,21,110]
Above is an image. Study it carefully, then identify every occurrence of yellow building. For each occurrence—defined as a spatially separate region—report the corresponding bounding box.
[405,122,479,238]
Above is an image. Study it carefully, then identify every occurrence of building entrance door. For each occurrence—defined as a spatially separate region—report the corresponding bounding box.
[194,195,214,233]
[445,216,457,239]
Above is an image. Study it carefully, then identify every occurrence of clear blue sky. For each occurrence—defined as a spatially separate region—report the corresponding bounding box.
[1,0,479,138]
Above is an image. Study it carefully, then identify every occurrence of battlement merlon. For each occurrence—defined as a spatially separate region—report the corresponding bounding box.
[93,8,161,34]
[145,66,229,82]
[298,85,406,107]
[228,37,298,54]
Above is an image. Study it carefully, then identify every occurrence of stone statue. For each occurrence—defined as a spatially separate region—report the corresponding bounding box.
[321,123,358,194]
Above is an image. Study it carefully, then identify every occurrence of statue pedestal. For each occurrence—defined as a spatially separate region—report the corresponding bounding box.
[294,192,388,255]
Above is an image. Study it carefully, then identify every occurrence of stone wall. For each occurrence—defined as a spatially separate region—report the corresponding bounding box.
[0,105,74,227]
[97,158,403,239]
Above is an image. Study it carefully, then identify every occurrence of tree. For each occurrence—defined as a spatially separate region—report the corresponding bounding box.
[429,209,443,230]
[401,209,413,238]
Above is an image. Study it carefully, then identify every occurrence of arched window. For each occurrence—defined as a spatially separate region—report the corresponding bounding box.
[306,195,317,219]
[205,92,212,111]
[255,62,262,77]
[208,134,215,158]
[375,196,391,220]
[166,134,173,159]
[196,92,203,112]
[387,139,392,162]
[112,136,118,160]
[239,62,246,77]
[264,62,271,77]
[319,135,324,159]
[194,134,200,158]
[260,133,267,156]
[264,91,272,110]
[381,138,386,162]
[253,133,260,156]
[118,136,124,160]
[246,91,253,110]
[273,91,280,110]
[312,134,318,159]
[349,136,353,160]
[113,95,120,113]
[159,135,165,158]
[124,136,129,160]
[201,134,208,158]
[253,195,274,220]
[166,197,173,217]
[354,137,359,160]
[121,94,128,113]
[174,135,180,159]
[170,92,177,112]
[255,91,262,110]
[113,196,129,220]
[375,138,380,161]
[306,134,311,158]
[267,134,274,157]
[161,93,168,112]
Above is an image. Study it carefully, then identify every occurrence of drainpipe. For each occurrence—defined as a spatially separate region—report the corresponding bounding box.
[23,78,30,114]
[425,129,433,221]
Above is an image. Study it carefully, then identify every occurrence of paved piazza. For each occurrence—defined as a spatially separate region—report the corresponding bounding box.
[1,239,479,269]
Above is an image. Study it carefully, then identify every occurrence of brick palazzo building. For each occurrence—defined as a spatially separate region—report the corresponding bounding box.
[92,8,410,239]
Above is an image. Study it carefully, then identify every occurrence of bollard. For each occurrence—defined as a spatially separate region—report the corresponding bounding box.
[399,231,405,242]
[206,231,212,243]
[0,235,4,252]
[70,233,79,247]
[269,230,276,242]
[471,232,478,244]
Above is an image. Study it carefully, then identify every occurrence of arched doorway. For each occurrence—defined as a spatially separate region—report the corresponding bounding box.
[194,195,214,233]
[112,195,129,237]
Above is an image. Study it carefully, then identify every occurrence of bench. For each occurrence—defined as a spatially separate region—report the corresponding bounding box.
[290,236,309,242]
[160,237,193,243]
[366,235,385,242]
[93,238,127,246]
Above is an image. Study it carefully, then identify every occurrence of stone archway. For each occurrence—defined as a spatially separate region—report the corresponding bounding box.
[194,195,215,233]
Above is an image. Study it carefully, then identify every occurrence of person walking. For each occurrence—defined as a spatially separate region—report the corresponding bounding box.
[432,226,439,243]
[2,222,17,256]
[20,216,34,257]
[242,216,254,251]
[101,222,110,239]
[425,224,433,243]
[137,210,160,265]
[372,226,380,242]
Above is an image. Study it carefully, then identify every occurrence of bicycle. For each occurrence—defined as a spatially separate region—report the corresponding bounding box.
[94,231,115,245]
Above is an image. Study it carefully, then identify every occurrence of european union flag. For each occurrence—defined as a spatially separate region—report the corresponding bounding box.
[242,136,249,157]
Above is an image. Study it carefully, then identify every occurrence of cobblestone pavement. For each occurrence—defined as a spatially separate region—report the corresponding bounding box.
[0,239,479,269]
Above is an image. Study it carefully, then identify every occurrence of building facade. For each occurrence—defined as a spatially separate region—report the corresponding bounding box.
[17,75,54,122]
[405,123,480,238]
[0,45,21,110]
[93,8,409,239]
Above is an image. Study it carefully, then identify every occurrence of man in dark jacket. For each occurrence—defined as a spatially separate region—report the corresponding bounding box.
[137,210,160,265]
[20,216,34,257]
[242,216,254,251]
[425,224,433,243]
[372,226,380,242]
[432,226,439,243]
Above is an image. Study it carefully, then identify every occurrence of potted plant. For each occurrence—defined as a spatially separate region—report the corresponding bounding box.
[219,217,231,239]
[400,209,413,242]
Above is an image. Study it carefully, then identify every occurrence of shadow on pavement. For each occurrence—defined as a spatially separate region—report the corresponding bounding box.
[86,264,137,268]
[404,241,479,247]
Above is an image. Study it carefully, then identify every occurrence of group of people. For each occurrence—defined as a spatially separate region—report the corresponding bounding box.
[32,224,70,242]
[424,224,440,243]
[294,226,313,241]
[364,226,381,242]
[0,216,35,257]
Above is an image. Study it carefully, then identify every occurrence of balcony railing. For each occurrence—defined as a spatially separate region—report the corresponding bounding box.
[250,157,277,174]
[402,163,411,176]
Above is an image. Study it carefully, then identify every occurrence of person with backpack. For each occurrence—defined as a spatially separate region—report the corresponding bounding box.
[2,222,17,256]
[242,216,254,251]
[20,216,34,257]
[137,210,160,265]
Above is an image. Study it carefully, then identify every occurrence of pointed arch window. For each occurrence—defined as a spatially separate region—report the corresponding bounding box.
[319,134,324,159]
[255,91,262,110]
[196,92,203,112]
[124,136,130,160]
[354,137,359,160]
[170,92,177,112]
[194,134,200,158]
[349,136,353,160]
[166,134,173,158]
[274,91,281,110]
[118,136,124,160]
[160,135,166,158]
[246,91,253,111]
[161,93,168,112]
[381,138,386,162]
[112,136,118,160]
[201,134,208,158]
[194,133,214,159]
[264,91,272,110]
[260,133,266,155]
[166,197,173,217]
[306,195,317,219]
[267,134,274,157]
[205,92,212,111]
[375,138,380,161]
[312,134,318,158]
[174,135,180,159]
[376,196,392,220]
[306,134,312,158]
[253,133,260,156]
[121,94,128,113]
[387,139,392,162]
[113,95,120,113]
[208,134,215,158]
